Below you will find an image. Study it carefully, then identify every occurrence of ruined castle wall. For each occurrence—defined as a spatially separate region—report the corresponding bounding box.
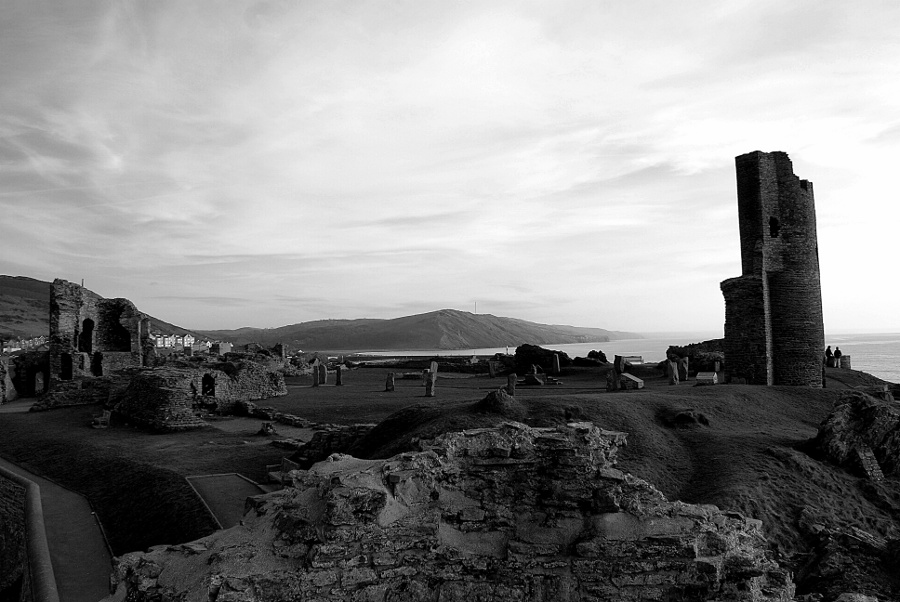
[767,158,825,386]
[1,356,18,403]
[110,423,794,602]
[722,151,824,387]
[721,276,769,384]
[113,363,287,431]
[49,280,147,386]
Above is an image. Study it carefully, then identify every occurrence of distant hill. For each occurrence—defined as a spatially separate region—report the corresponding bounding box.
[0,276,198,340]
[1,276,639,350]
[196,309,640,351]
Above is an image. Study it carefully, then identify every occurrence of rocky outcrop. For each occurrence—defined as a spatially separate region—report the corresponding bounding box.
[514,344,573,375]
[109,422,793,602]
[811,391,900,479]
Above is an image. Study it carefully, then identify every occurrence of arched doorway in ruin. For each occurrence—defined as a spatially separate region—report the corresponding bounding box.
[79,318,94,353]
[202,374,216,397]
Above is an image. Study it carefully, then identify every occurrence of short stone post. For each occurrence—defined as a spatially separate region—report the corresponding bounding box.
[840,355,851,369]
[335,365,343,386]
[488,361,497,378]
[422,370,429,386]
[506,373,516,396]
[311,359,320,387]
[425,370,437,397]
[678,357,689,381]
[385,373,395,392]
[430,361,439,375]
[667,359,679,385]
[609,355,626,391]
[318,364,327,385]
[552,353,561,376]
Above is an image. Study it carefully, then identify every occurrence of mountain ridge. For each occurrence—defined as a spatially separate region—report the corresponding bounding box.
[196,308,640,350]
[0,275,640,350]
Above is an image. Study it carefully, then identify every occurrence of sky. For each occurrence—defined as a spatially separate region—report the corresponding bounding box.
[1,0,899,334]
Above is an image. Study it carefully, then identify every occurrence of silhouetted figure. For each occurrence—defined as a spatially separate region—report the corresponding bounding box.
[834,347,842,359]
[824,345,834,368]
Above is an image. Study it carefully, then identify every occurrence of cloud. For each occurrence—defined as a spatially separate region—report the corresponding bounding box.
[1,0,898,333]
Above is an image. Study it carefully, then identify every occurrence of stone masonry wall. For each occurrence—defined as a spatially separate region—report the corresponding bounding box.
[1,355,18,404]
[722,151,824,387]
[0,471,26,597]
[721,276,769,385]
[110,422,794,602]
[49,279,151,386]
[113,362,287,431]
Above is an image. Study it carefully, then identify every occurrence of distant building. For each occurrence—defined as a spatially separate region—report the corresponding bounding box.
[210,342,232,355]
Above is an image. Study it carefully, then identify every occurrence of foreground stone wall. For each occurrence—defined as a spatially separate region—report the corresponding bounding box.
[0,470,26,597]
[110,422,793,601]
[721,151,824,386]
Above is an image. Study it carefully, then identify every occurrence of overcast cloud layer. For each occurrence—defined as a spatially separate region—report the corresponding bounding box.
[1,0,898,333]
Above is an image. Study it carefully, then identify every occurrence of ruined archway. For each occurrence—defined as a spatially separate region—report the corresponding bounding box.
[202,374,216,397]
[79,318,94,353]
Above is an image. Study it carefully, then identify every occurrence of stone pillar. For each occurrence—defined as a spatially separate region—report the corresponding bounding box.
[385,373,395,392]
[335,366,343,386]
[425,370,437,397]
[506,373,516,396]
[430,361,439,374]
[422,369,429,386]
[488,361,497,378]
[840,355,851,369]
[552,353,561,376]
[318,364,327,385]
[667,360,679,385]
[678,357,689,381]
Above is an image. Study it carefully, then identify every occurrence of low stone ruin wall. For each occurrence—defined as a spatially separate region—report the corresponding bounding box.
[113,362,287,431]
[289,423,376,467]
[30,375,128,411]
[110,422,794,602]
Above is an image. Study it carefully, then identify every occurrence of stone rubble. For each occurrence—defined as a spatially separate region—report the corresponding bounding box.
[109,422,794,602]
[811,390,900,479]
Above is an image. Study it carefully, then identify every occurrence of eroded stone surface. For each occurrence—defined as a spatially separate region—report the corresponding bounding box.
[811,390,900,479]
[110,422,793,601]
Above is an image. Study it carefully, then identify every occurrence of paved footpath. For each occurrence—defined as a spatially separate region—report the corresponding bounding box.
[0,401,112,602]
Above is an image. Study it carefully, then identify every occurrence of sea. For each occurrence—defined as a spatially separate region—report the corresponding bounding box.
[356,332,900,384]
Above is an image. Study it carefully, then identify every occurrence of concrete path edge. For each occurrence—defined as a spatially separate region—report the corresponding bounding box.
[0,465,61,602]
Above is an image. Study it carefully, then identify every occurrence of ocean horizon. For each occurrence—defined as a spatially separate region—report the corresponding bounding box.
[357,331,900,384]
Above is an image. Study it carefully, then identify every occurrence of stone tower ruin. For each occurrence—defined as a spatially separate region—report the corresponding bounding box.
[48,279,155,387]
[720,151,825,386]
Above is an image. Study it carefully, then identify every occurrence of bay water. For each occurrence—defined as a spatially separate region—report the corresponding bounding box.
[358,332,900,384]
